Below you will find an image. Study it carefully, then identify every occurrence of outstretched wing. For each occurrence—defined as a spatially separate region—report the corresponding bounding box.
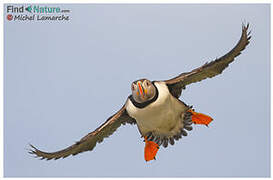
[29,104,136,160]
[165,23,251,98]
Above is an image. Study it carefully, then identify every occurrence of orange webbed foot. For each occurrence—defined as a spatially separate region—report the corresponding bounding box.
[144,136,159,162]
[188,109,213,126]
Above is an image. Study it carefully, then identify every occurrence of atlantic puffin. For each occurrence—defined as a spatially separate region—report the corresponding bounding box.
[29,23,251,161]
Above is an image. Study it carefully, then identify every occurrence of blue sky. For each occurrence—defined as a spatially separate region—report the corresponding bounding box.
[4,4,270,177]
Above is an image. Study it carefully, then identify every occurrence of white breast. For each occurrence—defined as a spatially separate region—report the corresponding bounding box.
[125,81,188,137]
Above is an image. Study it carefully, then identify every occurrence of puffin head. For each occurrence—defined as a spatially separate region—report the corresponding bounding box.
[131,79,156,103]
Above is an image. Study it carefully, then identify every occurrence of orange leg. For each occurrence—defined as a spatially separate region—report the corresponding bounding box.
[188,109,213,126]
[144,136,159,162]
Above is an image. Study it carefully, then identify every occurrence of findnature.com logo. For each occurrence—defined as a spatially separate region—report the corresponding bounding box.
[6,5,70,21]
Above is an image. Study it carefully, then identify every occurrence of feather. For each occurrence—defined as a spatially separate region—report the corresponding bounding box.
[165,23,251,98]
[29,105,136,160]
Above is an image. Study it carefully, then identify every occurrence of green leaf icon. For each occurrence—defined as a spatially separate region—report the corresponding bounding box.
[25,6,32,13]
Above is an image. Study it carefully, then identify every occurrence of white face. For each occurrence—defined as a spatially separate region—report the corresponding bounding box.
[131,79,156,103]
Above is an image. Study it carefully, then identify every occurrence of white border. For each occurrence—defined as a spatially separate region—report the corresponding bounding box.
[1,1,271,180]
[2,0,273,3]
[1,1,3,179]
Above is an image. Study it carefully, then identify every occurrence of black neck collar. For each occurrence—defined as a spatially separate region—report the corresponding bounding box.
[128,81,159,109]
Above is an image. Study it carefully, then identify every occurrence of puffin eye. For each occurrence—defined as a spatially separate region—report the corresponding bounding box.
[131,84,135,91]
[146,81,150,86]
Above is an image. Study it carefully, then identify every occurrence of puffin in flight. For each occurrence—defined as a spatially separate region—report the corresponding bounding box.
[29,23,251,161]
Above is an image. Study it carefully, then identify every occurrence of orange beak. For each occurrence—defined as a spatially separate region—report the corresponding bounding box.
[137,82,145,98]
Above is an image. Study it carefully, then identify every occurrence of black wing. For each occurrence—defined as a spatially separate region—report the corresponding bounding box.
[165,23,251,98]
[29,104,136,160]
